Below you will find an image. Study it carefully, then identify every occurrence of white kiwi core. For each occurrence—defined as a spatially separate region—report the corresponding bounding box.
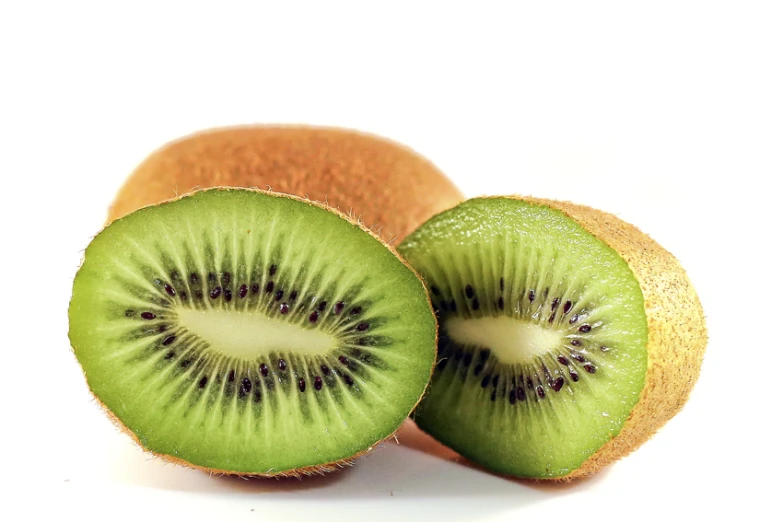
[177,308,338,360]
[443,316,563,364]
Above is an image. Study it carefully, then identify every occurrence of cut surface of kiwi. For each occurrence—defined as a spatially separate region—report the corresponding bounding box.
[69,188,436,476]
[399,196,706,479]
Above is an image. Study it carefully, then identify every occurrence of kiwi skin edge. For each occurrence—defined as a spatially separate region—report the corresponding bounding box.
[70,187,439,478]
[106,124,465,246]
[473,196,707,481]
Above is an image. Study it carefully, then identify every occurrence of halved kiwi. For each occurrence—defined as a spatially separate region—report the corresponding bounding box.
[68,188,436,476]
[107,125,464,244]
[398,196,707,480]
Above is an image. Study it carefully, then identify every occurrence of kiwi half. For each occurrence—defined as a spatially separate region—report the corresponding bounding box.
[69,188,437,476]
[107,125,464,244]
[398,196,707,480]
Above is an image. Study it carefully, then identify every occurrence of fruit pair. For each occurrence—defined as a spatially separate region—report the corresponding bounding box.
[68,126,707,480]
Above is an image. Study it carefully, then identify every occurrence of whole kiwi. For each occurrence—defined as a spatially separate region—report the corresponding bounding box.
[107,125,464,245]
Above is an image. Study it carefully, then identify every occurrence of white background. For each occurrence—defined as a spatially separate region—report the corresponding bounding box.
[1,1,779,520]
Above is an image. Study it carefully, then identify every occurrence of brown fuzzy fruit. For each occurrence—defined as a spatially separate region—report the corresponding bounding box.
[107,125,464,245]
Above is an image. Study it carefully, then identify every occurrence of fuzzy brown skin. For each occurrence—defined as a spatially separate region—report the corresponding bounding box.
[515,197,708,480]
[107,125,464,245]
[73,187,438,478]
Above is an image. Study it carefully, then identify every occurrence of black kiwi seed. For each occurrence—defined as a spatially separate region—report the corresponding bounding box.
[526,377,533,389]
[465,285,474,298]
[179,292,188,301]
[431,285,441,296]
[509,389,517,405]
[228,369,235,382]
[339,356,349,366]
[474,363,484,376]
[222,272,231,285]
[314,376,323,390]
[164,284,176,297]
[158,324,169,332]
[528,289,535,302]
[289,290,298,301]
[164,351,175,360]
[309,311,319,323]
[548,312,556,323]
[584,363,597,374]
[579,324,592,333]
[571,352,586,362]
[570,370,579,382]
[357,322,369,331]
[239,284,248,298]
[440,300,449,310]
[280,303,290,314]
[224,289,232,302]
[517,387,526,401]
[190,273,198,284]
[552,377,565,392]
[269,264,277,276]
[449,300,457,312]
[343,374,354,386]
[490,390,497,401]
[334,301,345,314]
[278,359,287,371]
[253,391,262,403]
[318,301,327,312]
[321,364,330,375]
[259,363,269,376]
[162,335,176,346]
[298,378,306,392]
[571,339,582,346]
[479,348,490,361]
[141,312,156,320]
[536,385,546,399]
[198,376,208,388]
[242,378,252,393]
[210,287,222,299]
[557,355,569,365]
[481,375,491,388]
[551,297,560,311]
[463,352,472,365]
[350,306,362,315]
[265,281,274,293]
[251,283,260,294]
[274,289,284,301]
[492,375,500,387]
[471,298,480,310]
[498,297,504,310]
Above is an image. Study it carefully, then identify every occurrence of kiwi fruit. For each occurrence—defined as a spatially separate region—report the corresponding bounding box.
[107,125,464,245]
[68,188,437,476]
[398,196,707,480]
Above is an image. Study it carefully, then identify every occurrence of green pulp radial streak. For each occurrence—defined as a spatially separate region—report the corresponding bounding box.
[399,197,648,478]
[68,189,436,474]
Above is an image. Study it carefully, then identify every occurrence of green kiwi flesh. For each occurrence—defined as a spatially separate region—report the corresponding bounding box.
[398,197,648,478]
[68,188,436,475]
